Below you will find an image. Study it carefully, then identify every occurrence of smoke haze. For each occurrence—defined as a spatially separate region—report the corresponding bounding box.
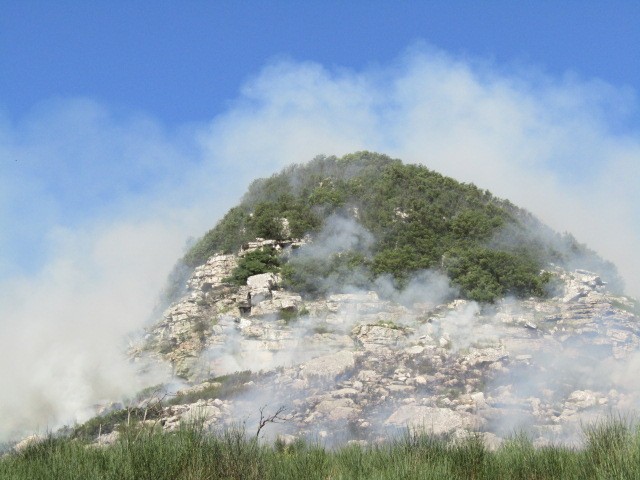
[1,45,639,440]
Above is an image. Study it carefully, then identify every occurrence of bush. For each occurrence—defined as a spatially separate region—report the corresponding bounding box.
[444,247,549,302]
[282,251,370,297]
[167,371,254,405]
[225,247,281,286]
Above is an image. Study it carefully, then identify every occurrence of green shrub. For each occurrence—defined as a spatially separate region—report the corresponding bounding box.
[443,247,549,302]
[276,305,310,324]
[167,371,254,405]
[225,247,281,286]
[282,251,370,297]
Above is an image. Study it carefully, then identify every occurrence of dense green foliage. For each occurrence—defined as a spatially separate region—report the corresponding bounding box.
[4,419,640,479]
[280,251,370,296]
[179,151,617,302]
[225,247,281,286]
[443,247,552,303]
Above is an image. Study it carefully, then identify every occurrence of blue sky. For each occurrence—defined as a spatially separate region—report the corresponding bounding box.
[1,1,639,275]
[2,1,639,126]
[1,1,640,439]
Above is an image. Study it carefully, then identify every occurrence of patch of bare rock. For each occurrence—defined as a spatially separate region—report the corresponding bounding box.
[128,241,640,447]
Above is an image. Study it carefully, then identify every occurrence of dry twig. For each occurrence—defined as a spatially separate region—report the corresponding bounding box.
[256,405,289,438]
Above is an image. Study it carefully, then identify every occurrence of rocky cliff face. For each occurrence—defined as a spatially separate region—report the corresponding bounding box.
[132,237,640,447]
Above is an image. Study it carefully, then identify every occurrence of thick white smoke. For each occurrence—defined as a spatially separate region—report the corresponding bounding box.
[1,45,639,441]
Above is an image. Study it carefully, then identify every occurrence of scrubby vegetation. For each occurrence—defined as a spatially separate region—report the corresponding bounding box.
[68,371,257,444]
[225,247,281,286]
[167,371,255,406]
[611,297,640,316]
[4,418,640,479]
[71,406,161,442]
[177,151,617,302]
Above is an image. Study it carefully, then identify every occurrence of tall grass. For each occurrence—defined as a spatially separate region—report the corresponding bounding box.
[3,418,640,479]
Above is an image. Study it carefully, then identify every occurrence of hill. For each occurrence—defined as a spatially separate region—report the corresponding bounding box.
[179,151,617,303]
[5,151,638,463]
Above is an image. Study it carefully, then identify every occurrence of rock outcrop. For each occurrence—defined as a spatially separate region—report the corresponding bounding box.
[131,240,640,447]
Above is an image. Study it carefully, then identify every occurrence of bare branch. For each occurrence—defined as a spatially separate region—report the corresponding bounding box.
[255,405,289,438]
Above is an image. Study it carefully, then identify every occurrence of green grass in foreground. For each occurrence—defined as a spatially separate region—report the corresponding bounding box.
[3,419,640,479]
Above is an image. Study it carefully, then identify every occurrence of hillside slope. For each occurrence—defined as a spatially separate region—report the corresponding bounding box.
[132,245,638,448]
[178,152,617,303]
[14,152,636,452]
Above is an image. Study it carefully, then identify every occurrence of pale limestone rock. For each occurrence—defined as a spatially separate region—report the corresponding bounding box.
[315,398,359,421]
[607,329,632,343]
[140,253,640,445]
[565,390,601,411]
[562,270,605,303]
[176,381,220,396]
[276,433,297,446]
[300,350,355,379]
[271,290,302,311]
[328,291,380,303]
[385,406,467,435]
[353,324,405,348]
[241,237,308,256]
[247,272,278,292]
[179,403,221,425]
[241,238,278,253]
[394,207,410,220]
[357,370,380,383]
[188,254,238,291]
[240,325,266,338]
[405,345,425,355]
[387,384,415,393]
[250,290,271,306]
[414,375,428,386]
[248,301,279,317]
[463,347,509,366]
[331,388,359,398]
[237,318,252,329]
[250,292,303,318]
[470,392,487,408]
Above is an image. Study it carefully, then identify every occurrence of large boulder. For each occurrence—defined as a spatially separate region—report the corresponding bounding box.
[314,398,359,421]
[352,324,405,349]
[247,273,279,292]
[247,272,278,306]
[300,350,355,379]
[385,406,468,435]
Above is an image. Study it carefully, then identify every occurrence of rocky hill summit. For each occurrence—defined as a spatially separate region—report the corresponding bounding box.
[57,152,637,450]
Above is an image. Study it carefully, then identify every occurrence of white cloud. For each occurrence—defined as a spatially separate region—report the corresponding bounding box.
[200,49,640,294]
[1,44,639,440]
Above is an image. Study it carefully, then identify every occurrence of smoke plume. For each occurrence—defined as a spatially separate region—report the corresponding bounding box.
[1,45,639,441]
